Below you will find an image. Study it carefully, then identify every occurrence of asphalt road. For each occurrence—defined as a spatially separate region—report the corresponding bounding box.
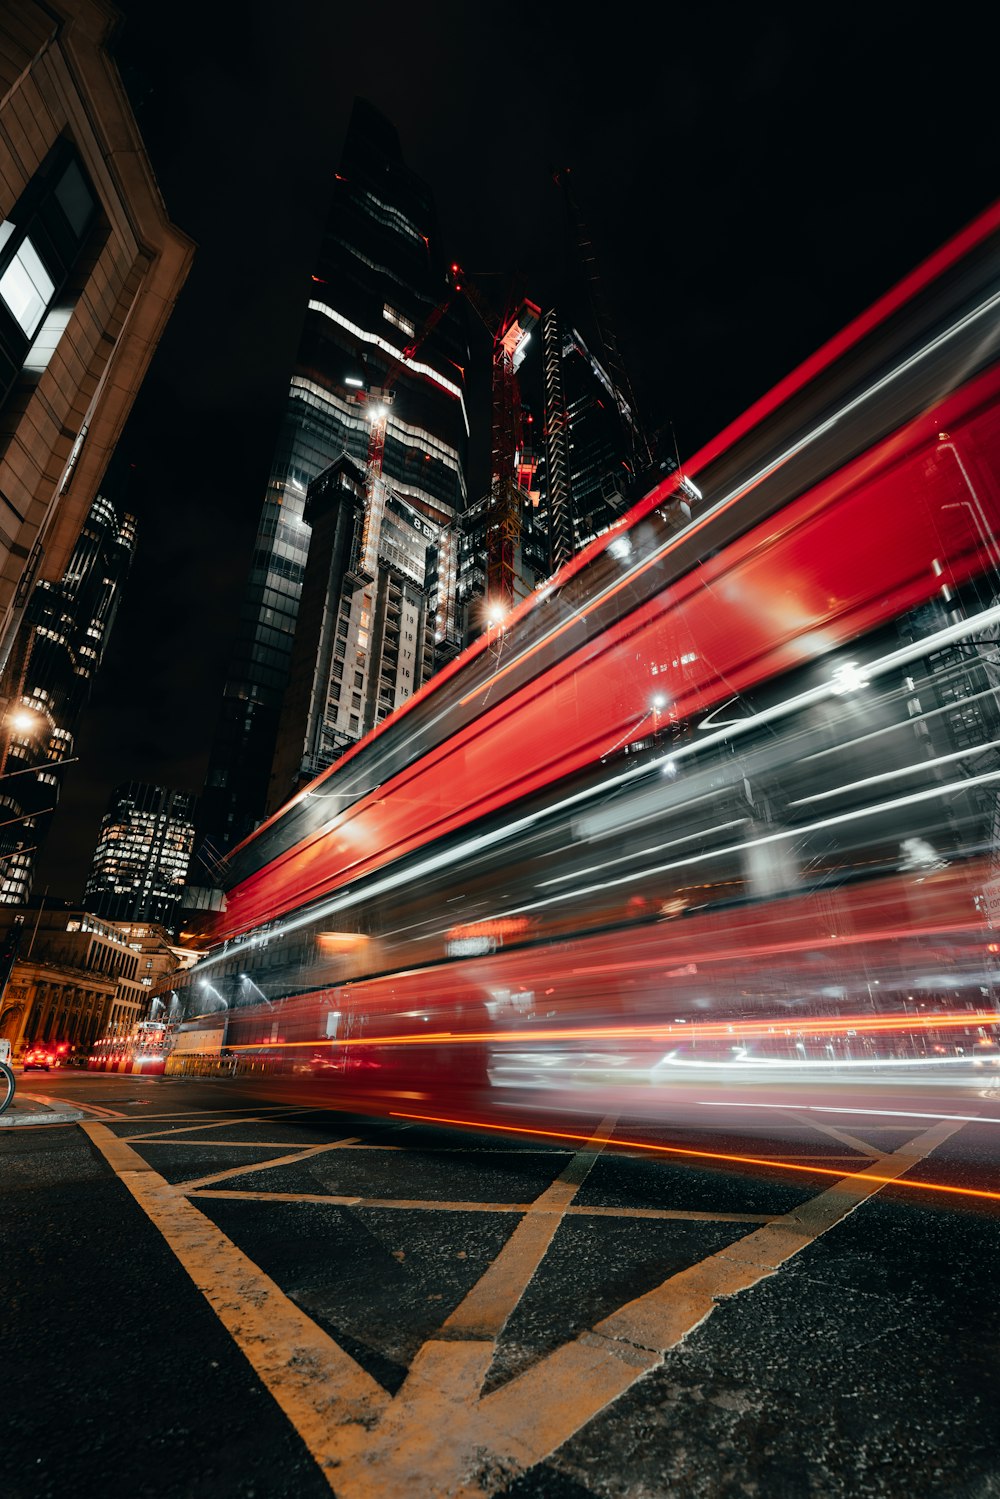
[3,1072,999,1498]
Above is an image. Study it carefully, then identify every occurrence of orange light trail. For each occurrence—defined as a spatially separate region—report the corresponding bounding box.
[222,1009,998,1053]
[389,1110,1000,1205]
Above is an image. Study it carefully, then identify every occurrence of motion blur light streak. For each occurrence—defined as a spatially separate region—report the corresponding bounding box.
[159,202,1000,1170]
[790,738,1000,804]
[699,1103,999,1126]
[495,770,1000,920]
[199,589,1000,964]
[214,1010,996,1051]
[679,598,1000,764]
[389,1112,1000,1207]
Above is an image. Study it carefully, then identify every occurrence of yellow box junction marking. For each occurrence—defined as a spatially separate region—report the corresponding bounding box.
[83,1113,963,1497]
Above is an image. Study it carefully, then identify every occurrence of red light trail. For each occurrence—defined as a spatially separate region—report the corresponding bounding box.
[222,1008,997,1053]
[390,1110,1000,1206]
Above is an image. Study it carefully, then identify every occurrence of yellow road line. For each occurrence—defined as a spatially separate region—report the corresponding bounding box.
[326,1118,966,1497]
[82,1122,388,1480]
[463,1116,965,1492]
[172,1138,361,1192]
[788,1111,884,1159]
[108,1106,317,1120]
[124,1111,309,1142]
[186,1189,775,1223]
[83,1115,965,1499]
[132,1139,337,1149]
[55,1096,126,1119]
[441,1115,613,1342]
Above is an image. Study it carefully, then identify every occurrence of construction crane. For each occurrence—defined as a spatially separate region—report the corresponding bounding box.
[350,285,458,578]
[450,263,540,616]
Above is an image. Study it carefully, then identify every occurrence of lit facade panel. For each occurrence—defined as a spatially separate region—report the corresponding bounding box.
[529,325,636,581]
[84,783,196,931]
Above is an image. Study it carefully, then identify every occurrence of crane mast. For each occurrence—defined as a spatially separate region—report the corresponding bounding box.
[353,262,539,623]
[452,264,539,615]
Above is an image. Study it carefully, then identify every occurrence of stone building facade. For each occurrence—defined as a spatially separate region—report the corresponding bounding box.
[0,0,193,671]
[0,902,149,1057]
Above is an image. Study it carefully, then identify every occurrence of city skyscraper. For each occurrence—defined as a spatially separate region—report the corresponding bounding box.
[200,98,469,854]
[84,782,195,930]
[267,454,448,813]
[0,490,136,904]
[531,317,637,579]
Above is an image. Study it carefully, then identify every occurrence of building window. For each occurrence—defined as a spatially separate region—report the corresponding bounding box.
[383,304,415,338]
[0,239,55,337]
[0,143,99,406]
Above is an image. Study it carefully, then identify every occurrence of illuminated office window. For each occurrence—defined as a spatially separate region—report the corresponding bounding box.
[0,238,55,338]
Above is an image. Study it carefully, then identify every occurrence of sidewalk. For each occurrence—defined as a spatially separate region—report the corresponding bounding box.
[0,1086,84,1127]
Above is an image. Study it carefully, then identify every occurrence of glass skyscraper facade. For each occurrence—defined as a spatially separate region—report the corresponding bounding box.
[201,99,468,854]
[84,782,195,930]
[529,323,635,578]
[267,455,452,813]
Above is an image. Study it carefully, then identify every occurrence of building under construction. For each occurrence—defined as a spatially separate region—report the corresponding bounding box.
[203,105,655,849]
[199,99,469,852]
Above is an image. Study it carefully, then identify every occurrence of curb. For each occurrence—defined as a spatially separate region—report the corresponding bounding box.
[0,1094,85,1127]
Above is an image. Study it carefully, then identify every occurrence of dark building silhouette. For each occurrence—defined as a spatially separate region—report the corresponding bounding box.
[84,782,195,930]
[0,491,135,904]
[200,98,468,855]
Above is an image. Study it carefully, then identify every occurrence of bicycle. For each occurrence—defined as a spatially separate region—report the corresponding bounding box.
[0,1038,15,1116]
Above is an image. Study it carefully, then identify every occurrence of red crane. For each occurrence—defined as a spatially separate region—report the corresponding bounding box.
[451,263,540,615]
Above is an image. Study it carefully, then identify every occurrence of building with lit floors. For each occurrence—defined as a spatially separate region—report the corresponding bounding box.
[0,489,136,903]
[267,454,443,812]
[200,97,468,853]
[0,0,192,674]
[532,317,636,577]
[84,782,196,931]
[456,485,540,641]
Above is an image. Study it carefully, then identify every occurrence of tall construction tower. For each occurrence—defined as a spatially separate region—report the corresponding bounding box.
[452,266,540,621]
[541,306,574,575]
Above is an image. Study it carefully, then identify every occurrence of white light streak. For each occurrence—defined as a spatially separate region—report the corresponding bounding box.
[307,300,470,434]
[791,737,1000,807]
[201,592,1000,973]
[490,764,1000,919]
[542,819,749,887]
[698,1102,994,1124]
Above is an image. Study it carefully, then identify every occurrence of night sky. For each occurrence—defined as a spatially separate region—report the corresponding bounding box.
[35,0,998,897]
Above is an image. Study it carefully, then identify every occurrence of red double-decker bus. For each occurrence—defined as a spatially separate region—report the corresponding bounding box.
[165,200,1000,1123]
